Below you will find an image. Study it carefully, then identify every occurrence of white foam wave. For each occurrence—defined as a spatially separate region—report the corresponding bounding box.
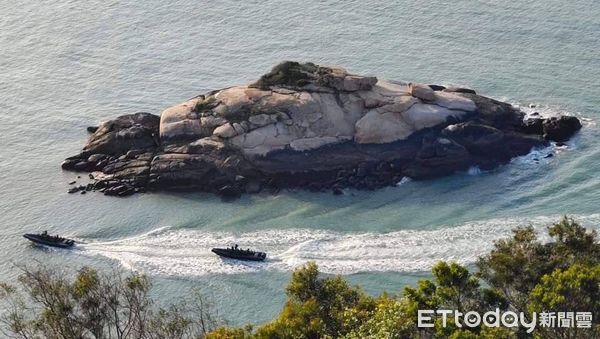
[517,103,595,128]
[77,103,594,278]
[395,177,412,186]
[467,166,482,175]
[462,145,554,177]
[79,214,600,277]
[510,145,555,167]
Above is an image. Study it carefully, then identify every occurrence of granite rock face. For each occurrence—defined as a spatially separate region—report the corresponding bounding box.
[62,61,582,198]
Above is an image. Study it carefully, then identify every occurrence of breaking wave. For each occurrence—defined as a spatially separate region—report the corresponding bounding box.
[79,214,600,277]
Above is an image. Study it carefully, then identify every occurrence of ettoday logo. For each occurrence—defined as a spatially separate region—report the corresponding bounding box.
[418,309,593,333]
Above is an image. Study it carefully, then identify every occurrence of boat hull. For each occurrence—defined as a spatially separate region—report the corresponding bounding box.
[211,248,266,261]
[23,234,74,249]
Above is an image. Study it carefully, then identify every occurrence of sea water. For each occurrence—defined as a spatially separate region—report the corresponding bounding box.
[1,0,599,325]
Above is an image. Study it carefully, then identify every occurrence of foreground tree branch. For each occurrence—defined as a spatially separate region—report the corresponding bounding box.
[0,265,220,339]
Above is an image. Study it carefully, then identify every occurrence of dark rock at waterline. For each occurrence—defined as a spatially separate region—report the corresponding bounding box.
[61,61,582,198]
[405,137,472,179]
[73,161,93,171]
[503,132,547,156]
[93,180,106,190]
[87,126,99,133]
[542,116,582,142]
[118,187,135,197]
[441,122,508,157]
[218,185,242,199]
[61,158,79,170]
[332,184,344,195]
[245,180,261,194]
[103,184,135,197]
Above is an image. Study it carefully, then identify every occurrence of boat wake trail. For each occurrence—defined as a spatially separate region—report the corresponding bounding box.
[80,214,600,277]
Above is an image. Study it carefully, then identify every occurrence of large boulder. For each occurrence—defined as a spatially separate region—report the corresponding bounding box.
[409,83,436,102]
[213,123,238,138]
[63,61,582,198]
[159,97,217,141]
[441,122,507,157]
[354,109,414,144]
[542,116,582,142]
[405,137,472,179]
[82,112,159,156]
[459,93,523,129]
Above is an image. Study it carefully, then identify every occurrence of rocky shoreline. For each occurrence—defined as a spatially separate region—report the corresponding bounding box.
[62,61,582,198]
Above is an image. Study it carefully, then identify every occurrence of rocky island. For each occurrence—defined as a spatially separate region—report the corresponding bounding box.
[62,61,582,198]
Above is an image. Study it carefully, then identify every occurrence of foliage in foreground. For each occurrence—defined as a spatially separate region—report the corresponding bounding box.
[208,217,600,339]
[2,217,599,338]
[0,266,220,338]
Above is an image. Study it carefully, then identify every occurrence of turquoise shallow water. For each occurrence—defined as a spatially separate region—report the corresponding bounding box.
[1,0,599,325]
